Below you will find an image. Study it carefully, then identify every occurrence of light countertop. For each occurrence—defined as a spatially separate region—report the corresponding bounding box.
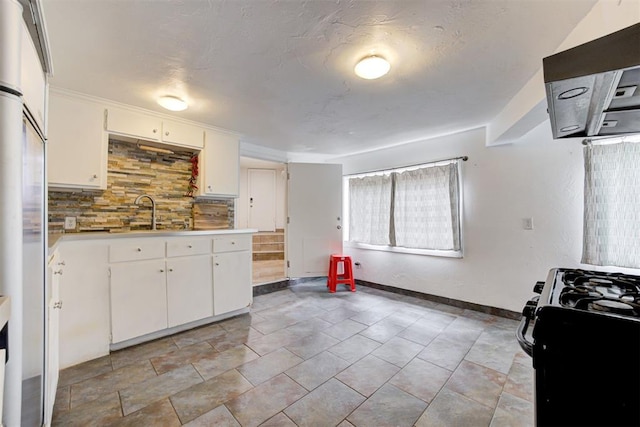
[48,229,258,253]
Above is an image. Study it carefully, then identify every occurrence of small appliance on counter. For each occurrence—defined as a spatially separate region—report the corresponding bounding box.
[517,268,640,426]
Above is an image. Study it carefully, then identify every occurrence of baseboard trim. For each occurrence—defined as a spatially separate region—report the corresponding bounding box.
[252,276,326,296]
[251,277,520,321]
[356,279,520,320]
[253,280,290,296]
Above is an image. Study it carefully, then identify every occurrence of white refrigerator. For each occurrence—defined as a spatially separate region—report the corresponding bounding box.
[0,0,51,425]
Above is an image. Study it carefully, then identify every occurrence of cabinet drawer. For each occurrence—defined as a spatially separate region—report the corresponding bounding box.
[166,239,211,257]
[109,239,165,262]
[213,235,251,253]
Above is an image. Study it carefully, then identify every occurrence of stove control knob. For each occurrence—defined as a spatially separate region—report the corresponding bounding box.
[533,281,545,294]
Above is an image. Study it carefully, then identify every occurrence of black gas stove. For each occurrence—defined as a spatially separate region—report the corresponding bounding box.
[518,268,640,427]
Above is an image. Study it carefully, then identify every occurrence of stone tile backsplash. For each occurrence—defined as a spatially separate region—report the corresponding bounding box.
[48,139,234,233]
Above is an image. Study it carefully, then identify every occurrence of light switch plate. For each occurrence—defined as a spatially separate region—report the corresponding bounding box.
[64,216,76,230]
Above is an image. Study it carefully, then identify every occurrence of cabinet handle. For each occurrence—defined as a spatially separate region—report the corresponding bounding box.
[153,129,158,133]
[208,185,212,190]
[160,269,164,273]
[54,270,63,275]
[169,268,174,272]
[231,241,235,245]
[165,131,170,136]
[188,245,193,248]
[53,301,63,310]
[57,261,65,266]
[92,174,98,179]
[215,263,219,266]
[137,248,142,252]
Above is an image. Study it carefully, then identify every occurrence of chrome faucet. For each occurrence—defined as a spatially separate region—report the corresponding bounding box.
[134,194,157,230]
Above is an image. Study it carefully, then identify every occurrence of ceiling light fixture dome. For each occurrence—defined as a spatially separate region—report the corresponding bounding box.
[157,95,188,111]
[354,55,391,80]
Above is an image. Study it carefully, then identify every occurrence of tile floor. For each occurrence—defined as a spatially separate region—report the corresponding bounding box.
[52,280,535,427]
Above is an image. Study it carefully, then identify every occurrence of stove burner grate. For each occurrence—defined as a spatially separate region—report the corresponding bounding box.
[558,269,640,317]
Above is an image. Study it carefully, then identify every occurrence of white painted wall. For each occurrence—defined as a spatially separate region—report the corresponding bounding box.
[336,124,640,313]
[238,157,287,230]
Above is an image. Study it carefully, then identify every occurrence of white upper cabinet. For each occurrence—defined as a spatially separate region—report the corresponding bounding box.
[105,107,204,149]
[105,107,162,142]
[199,129,240,198]
[47,92,107,190]
[162,119,204,149]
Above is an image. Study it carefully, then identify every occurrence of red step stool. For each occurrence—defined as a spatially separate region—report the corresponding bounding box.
[327,254,356,293]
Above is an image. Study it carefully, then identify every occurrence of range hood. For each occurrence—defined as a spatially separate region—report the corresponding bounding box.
[543,23,640,139]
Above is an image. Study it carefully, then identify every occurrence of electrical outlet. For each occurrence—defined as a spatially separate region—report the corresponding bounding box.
[64,216,76,230]
[354,261,362,269]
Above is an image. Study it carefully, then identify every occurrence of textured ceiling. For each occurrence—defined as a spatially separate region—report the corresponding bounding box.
[42,0,597,156]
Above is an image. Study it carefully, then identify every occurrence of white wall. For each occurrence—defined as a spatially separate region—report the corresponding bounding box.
[336,123,640,313]
[237,157,287,230]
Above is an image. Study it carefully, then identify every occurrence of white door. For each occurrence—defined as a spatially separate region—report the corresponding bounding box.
[287,163,343,278]
[248,169,276,231]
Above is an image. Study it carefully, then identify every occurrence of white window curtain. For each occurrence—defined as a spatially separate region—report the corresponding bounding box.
[394,163,461,250]
[348,160,462,253]
[348,174,392,245]
[582,141,640,268]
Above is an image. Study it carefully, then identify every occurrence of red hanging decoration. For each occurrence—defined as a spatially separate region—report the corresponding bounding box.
[186,154,199,197]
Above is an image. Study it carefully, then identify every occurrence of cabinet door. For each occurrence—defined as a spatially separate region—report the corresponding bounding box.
[162,119,204,149]
[110,259,167,343]
[44,253,62,426]
[57,241,110,369]
[166,255,213,327]
[106,107,162,142]
[201,130,240,197]
[213,251,251,315]
[47,93,107,189]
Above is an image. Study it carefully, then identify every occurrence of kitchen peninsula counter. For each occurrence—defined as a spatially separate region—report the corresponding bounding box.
[51,228,257,369]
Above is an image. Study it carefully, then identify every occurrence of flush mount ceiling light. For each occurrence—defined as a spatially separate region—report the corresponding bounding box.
[157,95,188,111]
[354,55,391,80]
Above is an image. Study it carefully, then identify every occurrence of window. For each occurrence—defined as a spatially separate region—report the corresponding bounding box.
[582,138,640,269]
[346,159,463,257]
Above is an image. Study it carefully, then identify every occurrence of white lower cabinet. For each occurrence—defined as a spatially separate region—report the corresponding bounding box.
[166,255,213,327]
[57,231,253,362]
[110,259,168,343]
[213,235,252,315]
[213,251,252,314]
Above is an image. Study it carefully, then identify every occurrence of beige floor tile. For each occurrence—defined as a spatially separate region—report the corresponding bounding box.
[119,364,203,415]
[170,369,253,424]
[106,398,180,427]
[70,360,156,408]
[347,383,427,427]
[285,378,365,427]
[225,374,308,427]
[182,405,241,427]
